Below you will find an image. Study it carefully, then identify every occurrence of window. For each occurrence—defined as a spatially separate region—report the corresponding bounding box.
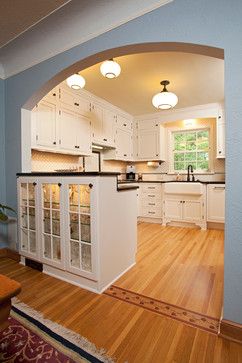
[172,129,210,172]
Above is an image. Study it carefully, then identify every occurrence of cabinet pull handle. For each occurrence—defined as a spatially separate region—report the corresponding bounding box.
[124,154,127,156]
[58,183,62,187]
[53,93,56,96]
[148,211,155,214]
[213,186,225,190]
[219,151,222,154]
[156,154,159,156]
[183,201,185,203]
[74,102,79,106]
[103,138,107,141]
[148,194,155,197]
[148,203,155,206]
[53,141,56,145]
[123,123,127,127]
[180,201,182,203]
[33,182,37,186]
[148,187,155,189]
[89,183,93,189]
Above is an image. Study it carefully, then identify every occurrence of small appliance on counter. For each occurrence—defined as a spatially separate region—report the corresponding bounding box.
[126,165,136,180]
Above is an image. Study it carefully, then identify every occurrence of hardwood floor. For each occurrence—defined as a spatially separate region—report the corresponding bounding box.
[114,223,224,319]
[1,257,242,362]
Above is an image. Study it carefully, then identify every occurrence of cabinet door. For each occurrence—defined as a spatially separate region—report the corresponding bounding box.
[102,108,115,145]
[137,128,159,160]
[116,114,132,130]
[77,115,92,155]
[182,200,203,222]
[66,183,96,279]
[116,128,132,159]
[207,185,225,222]
[34,100,57,148]
[217,118,225,158]
[58,108,78,152]
[164,200,182,220]
[18,181,38,259]
[59,87,90,116]
[41,183,64,269]
[91,102,103,142]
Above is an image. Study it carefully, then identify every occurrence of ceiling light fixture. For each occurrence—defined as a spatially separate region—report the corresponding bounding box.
[66,73,86,90]
[152,80,178,110]
[100,58,121,79]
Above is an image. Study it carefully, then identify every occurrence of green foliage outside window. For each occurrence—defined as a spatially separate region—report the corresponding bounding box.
[173,129,210,172]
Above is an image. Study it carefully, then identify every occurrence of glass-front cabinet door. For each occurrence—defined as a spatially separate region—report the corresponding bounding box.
[66,182,97,279]
[18,180,38,258]
[41,182,64,269]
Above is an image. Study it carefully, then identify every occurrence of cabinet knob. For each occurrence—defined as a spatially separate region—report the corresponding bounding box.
[33,182,37,186]
[53,93,56,96]
[89,183,93,189]
[53,141,56,145]
[123,123,127,127]
[58,183,62,187]
[74,102,79,106]
[124,154,127,157]
[103,138,107,141]
[219,151,222,154]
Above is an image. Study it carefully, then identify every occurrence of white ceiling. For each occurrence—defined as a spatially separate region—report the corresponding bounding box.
[80,52,224,116]
[0,0,173,78]
[0,0,70,48]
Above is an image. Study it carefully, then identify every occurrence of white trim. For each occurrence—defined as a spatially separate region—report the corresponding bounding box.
[135,103,221,121]
[1,0,173,79]
[98,262,136,293]
[167,125,214,174]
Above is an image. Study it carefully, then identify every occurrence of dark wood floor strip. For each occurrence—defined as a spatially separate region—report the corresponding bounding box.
[104,285,220,334]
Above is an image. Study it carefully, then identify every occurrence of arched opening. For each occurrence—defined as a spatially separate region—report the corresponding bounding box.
[20,41,225,327]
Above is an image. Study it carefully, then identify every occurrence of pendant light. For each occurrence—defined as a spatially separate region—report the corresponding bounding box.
[100,58,121,79]
[152,80,178,110]
[66,73,86,90]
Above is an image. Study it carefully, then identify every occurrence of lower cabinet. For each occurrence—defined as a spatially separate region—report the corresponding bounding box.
[163,187,206,229]
[18,177,97,282]
[139,183,162,220]
[207,184,225,222]
[18,175,137,293]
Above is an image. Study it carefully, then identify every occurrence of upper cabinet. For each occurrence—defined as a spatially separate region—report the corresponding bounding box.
[216,105,225,158]
[135,119,166,161]
[90,101,115,147]
[103,113,133,161]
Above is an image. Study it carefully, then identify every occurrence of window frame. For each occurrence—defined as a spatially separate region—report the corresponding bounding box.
[167,125,214,174]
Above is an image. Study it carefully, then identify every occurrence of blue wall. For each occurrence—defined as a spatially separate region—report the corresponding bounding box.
[0,78,7,247]
[3,0,242,323]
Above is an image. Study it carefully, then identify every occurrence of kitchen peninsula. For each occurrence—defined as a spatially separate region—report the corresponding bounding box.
[17,172,138,293]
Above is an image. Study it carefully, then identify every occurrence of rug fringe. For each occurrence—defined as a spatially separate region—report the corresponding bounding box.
[12,297,115,363]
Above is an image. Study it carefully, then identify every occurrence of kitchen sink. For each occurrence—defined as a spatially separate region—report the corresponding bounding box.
[164,182,203,195]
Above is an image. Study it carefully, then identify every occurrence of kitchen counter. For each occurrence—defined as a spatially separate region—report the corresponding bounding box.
[17,172,120,177]
[118,180,225,184]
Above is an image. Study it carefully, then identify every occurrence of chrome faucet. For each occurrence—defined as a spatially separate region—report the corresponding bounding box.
[187,164,195,182]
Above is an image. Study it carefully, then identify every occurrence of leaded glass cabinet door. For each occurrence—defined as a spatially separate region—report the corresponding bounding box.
[18,179,38,259]
[41,181,64,269]
[66,181,97,279]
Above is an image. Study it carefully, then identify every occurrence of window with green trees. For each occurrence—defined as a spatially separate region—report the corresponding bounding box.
[172,129,210,172]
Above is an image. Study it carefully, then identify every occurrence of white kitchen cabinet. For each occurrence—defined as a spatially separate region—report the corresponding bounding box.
[135,119,166,161]
[40,181,65,270]
[59,86,90,116]
[216,106,225,158]
[18,180,39,260]
[18,175,137,293]
[163,185,206,229]
[139,183,162,220]
[102,108,115,145]
[32,99,57,150]
[207,184,225,222]
[58,107,91,155]
[91,103,115,147]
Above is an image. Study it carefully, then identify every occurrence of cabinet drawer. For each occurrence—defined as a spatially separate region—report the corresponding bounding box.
[141,184,162,194]
[142,206,162,218]
[141,197,161,208]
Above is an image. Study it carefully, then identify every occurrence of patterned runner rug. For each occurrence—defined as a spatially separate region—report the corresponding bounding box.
[0,299,113,363]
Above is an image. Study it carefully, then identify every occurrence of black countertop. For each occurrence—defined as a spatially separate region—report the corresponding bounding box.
[17,172,120,177]
[118,180,225,185]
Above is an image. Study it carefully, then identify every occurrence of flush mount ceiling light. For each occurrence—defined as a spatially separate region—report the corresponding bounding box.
[66,73,86,90]
[152,80,178,110]
[100,58,121,79]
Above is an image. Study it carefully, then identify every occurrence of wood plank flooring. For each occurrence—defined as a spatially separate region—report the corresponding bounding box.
[1,257,242,363]
[114,223,224,319]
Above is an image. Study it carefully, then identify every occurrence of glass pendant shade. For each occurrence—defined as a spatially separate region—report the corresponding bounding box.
[100,59,121,79]
[152,80,178,109]
[66,74,86,89]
